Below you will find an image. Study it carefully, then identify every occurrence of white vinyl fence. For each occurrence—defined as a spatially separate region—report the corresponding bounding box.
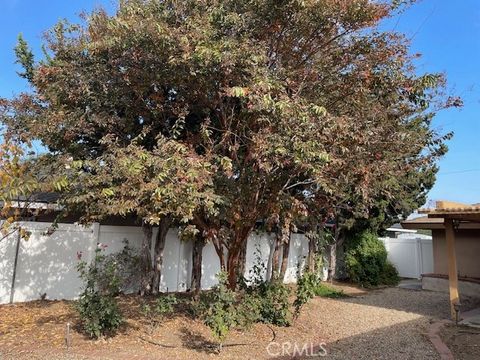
[0,221,432,304]
[0,222,311,304]
[381,234,433,279]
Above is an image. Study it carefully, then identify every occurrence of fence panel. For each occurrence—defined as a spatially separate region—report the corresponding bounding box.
[381,236,433,279]
[419,239,434,274]
[0,221,312,304]
[9,222,95,303]
[0,226,17,303]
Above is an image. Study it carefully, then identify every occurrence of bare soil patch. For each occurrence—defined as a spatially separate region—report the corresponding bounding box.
[440,324,480,360]
[1,285,478,359]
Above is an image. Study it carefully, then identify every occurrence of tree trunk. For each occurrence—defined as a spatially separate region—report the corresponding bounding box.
[226,245,241,289]
[271,214,291,282]
[152,216,172,294]
[226,226,252,289]
[140,222,153,296]
[237,240,248,281]
[270,231,281,281]
[279,232,290,282]
[212,237,226,271]
[327,242,336,283]
[307,234,317,273]
[278,212,292,281]
[328,224,341,282]
[191,235,205,298]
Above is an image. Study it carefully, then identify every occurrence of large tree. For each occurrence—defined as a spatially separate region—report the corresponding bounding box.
[1,0,458,288]
[61,136,219,294]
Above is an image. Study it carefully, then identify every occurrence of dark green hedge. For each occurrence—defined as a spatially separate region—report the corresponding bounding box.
[345,231,400,287]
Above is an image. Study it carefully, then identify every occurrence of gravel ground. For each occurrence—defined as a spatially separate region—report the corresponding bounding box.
[440,323,480,360]
[315,288,447,359]
[1,285,479,359]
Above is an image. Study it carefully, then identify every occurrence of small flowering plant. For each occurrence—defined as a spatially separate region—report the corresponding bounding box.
[75,246,123,338]
[97,242,108,250]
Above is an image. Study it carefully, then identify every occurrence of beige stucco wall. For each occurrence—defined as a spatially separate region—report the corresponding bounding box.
[432,229,480,278]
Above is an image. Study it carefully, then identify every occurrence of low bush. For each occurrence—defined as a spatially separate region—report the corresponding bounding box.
[97,240,140,294]
[293,271,319,317]
[345,231,400,287]
[195,267,292,350]
[379,261,401,286]
[240,249,292,327]
[235,292,262,330]
[255,280,292,326]
[141,294,178,329]
[153,294,178,316]
[197,272,238,347]
[76,247,123,338]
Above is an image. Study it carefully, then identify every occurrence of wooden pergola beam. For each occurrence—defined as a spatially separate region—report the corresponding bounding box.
[444,218,459,319]
[428,214,480,222]
[416,200,480,318]
[436,200,470,209]
[444,214,480,222]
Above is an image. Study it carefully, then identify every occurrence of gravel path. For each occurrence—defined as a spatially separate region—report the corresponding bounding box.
[309,287,480,359]
[2,286,479,359]
[311,288,448,359]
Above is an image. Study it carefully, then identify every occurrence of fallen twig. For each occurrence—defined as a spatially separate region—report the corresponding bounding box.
[222,343,249,347]
[458,330,480,335]
[266,324,277,342]
[139,336,250,350]
[138,335,177,348]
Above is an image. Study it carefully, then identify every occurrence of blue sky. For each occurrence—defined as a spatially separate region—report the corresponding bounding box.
[0,0,479,205]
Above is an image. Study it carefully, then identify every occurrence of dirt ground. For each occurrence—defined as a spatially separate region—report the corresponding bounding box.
[1,284,479,359]
[440,324,480,360]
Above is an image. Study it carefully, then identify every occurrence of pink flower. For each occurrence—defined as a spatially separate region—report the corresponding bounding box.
[76,251,83,260]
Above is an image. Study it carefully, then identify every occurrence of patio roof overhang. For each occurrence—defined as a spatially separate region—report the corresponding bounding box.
[401,217,480,230]
[419,201,480,220]
[418,200,480,319]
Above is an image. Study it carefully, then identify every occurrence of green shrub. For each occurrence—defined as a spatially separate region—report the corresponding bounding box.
[234,292,262,330]
[239,247,292,327]
[197,272,238,346]
[239,246,268,289]
[196,268,292,349]
[379,261,401,286]
[237,280,292,328]
[154,294,178,316]
[293,271,319,317]
[345,231,400,287]
[257,280,292,326]
[97,240,140,294]
[76,247,123,338]
[193,250,293,348]
[141,294,178,329]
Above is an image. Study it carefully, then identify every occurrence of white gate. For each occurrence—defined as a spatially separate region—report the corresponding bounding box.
[381,234,433,279]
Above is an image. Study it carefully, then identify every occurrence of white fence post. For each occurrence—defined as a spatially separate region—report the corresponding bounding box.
[9,229,21,303]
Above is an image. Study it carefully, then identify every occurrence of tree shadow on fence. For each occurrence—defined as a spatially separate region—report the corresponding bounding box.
[0,222,97,304]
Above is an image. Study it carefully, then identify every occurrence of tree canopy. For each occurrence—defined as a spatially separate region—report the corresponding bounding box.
[0,0,460,287]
